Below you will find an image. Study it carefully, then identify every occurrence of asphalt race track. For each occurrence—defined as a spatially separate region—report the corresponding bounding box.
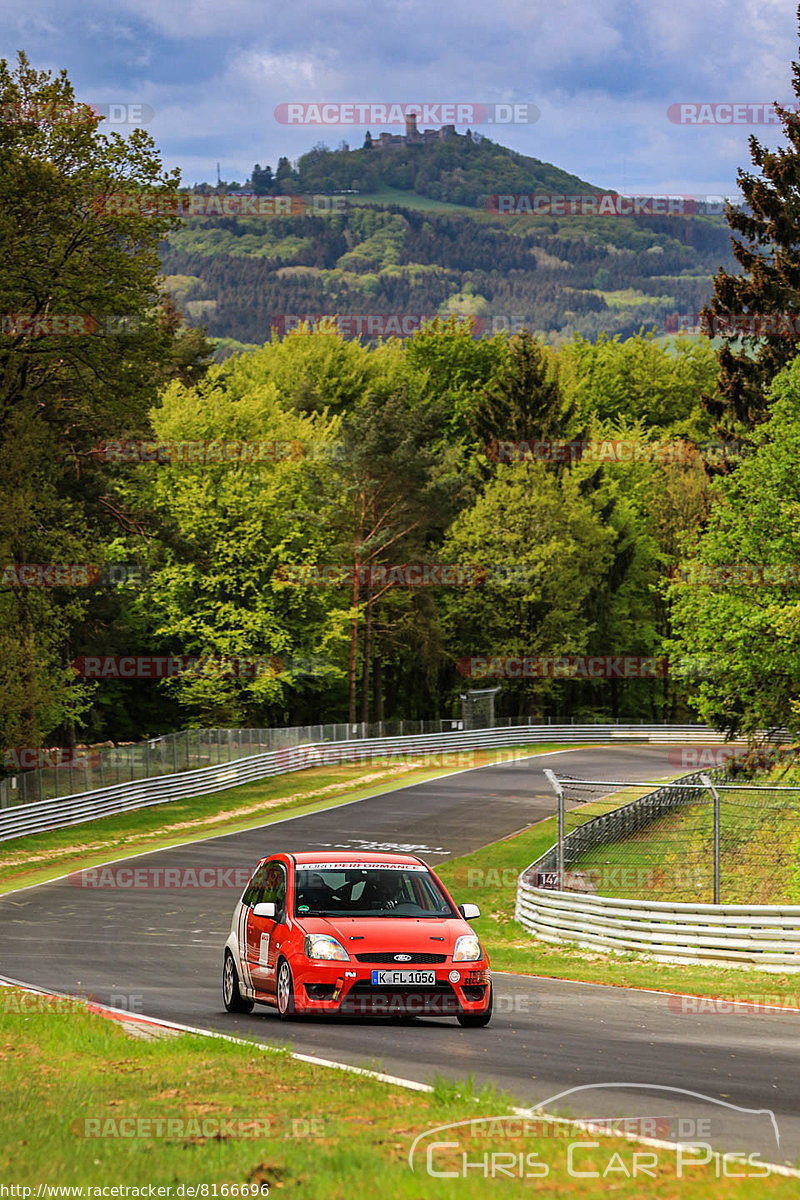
[2,744,799,1166]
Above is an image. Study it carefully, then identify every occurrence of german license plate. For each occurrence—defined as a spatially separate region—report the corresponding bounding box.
[370,969,436,986]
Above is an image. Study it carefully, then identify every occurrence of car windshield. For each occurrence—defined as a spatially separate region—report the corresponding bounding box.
[293,865,457,918]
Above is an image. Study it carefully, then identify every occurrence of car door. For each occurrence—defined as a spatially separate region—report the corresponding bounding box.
[244,859,288,995]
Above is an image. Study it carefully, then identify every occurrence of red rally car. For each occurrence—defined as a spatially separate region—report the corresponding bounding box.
[222,851,492,1026]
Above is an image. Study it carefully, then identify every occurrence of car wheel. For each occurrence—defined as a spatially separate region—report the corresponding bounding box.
[457,983,493,1028]
[223,950,254,1014]
[276,958,297,1019]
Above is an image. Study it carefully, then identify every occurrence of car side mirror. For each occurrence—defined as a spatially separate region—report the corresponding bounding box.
[459,902,481,920]
[252,901,277,919]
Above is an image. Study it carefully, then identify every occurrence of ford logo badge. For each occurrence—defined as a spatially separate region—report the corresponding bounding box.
[394,954,412,962]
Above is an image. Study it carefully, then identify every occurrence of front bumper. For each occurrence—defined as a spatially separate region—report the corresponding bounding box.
[293,960,492,1016]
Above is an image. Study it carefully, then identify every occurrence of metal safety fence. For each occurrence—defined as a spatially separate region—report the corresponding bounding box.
[0,717,728,810]
[516,768,800,968]
[0,721,731,843]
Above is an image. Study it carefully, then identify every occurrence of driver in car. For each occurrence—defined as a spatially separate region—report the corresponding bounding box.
[363,872,405,910]
[296,870,336,913]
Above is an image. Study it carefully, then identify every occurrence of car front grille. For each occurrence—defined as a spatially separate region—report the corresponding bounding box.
[354,952,447,964]
[341,980,460,1015]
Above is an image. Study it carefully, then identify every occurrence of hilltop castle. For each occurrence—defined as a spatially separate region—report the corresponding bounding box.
[376,112,457,149]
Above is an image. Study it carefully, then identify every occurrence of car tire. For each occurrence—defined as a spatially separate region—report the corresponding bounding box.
[223,950,254,1014]
[276,958,297,1020]
[457,983,493,1028]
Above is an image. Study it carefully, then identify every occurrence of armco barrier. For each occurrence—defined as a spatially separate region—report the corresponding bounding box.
[0,715,729,808]
[515,768,800,969]
[515,885,800,969]
[0,723,729,842]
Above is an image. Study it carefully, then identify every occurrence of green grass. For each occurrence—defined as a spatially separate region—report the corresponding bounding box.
[0,743,574,897]
[0,989,795,1194]
[436,815,800,1004]
[348,186,478,213]
[593,287,676,309]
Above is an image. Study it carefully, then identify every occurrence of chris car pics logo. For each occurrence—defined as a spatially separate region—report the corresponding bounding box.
[408,1084,779,1180]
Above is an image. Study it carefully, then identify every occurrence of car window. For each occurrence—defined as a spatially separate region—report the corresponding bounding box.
[293,866,456,918]
[242,861,270,908]
[262,861,287,913]
[242,859,287,911]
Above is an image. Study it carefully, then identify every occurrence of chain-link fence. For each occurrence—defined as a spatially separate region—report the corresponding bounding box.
[0,722,452,809]
[540,770,800,905]
[0,715,718,811]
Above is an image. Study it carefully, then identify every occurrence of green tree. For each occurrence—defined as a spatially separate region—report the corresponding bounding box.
[470,329,583,449]
[440,462,617,714]
[0,52,182,753]
[557,333,717,436]
[668,354,800,738]
[131,364,342,726]
[703,6,800,434]
[324,386,465,723]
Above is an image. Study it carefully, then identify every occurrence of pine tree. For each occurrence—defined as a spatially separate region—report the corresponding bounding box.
[703,4,800,434]
[251,162,273,194]
[472,329,583,447]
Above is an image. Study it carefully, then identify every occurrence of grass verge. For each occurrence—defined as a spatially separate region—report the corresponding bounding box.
[437,817,800,1005]
[0,988,794,1195]
[0,743,573,897]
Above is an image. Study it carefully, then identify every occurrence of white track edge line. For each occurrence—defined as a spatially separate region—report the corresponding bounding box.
[3,976,798,1177]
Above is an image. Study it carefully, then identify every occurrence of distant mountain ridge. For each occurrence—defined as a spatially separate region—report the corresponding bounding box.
[164,131,736,353]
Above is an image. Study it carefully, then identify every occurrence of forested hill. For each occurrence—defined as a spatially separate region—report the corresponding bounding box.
[262,129,600,208]
[162,132,737,353]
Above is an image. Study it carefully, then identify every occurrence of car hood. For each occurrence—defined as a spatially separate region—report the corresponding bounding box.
[297,915,472,954]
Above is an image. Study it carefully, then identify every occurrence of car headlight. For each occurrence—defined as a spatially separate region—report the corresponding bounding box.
[453,934,482,962]
[304,934,350,961]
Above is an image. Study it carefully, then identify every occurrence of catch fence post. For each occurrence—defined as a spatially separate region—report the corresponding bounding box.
[543,768,565,888]
[700,772,721,904]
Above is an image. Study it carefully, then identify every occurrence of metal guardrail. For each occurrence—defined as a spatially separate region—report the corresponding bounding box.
[0,722,729,843]
[515,768,800,968]
[1,720,477,808]
[0,714,737,809]
[515,886,800,969]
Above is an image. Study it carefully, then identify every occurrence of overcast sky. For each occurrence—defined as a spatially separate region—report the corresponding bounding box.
[3,0,798,196]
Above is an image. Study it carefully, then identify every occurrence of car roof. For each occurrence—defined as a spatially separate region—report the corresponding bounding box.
[289,851,426,867]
